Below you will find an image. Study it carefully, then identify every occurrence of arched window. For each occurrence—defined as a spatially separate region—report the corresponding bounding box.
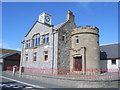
[32,34,40,47]
[42,34,49,44]
[26,40,30,48]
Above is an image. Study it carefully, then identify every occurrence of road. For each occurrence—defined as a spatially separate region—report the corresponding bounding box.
[0,72,67,89]
[1,76,34,89]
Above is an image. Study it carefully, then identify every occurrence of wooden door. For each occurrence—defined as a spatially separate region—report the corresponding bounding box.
[74,57,82,71]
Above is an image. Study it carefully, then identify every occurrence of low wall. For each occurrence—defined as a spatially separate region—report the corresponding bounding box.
[22,73,119,88]
[3,71,119,88]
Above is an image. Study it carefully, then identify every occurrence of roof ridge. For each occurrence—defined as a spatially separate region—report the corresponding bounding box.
[100,43,120,46]
[0,52,20,59]
[0,48,20,52]
[54,20,69,30]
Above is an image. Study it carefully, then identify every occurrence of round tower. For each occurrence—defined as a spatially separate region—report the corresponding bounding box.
[70,25,100,75]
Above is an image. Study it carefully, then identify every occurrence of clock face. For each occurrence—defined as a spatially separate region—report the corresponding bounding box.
[45,16,50,22]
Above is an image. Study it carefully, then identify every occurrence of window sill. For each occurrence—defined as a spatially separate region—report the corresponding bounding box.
[25,43,49,49]
[32,60,36,62]
[25,47,30,49]
[31,46,38,49]
[40,43,49,46]
[43,60,50,63]
[111,64,116,65]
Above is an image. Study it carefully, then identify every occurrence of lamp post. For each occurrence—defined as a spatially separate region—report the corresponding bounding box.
[19,41,24,77]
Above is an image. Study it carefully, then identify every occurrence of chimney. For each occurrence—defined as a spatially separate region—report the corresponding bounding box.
[66,10,74,21]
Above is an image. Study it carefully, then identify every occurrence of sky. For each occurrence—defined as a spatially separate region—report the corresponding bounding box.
[2,2,118,51]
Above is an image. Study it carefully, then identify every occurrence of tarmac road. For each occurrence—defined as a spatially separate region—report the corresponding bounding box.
[0,72,68,89]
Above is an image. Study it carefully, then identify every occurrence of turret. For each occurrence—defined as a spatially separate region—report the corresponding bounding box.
[70,25,100,75]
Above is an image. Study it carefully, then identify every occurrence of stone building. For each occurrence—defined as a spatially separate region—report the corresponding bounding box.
[20,10,100,75]
[70,26,100,74]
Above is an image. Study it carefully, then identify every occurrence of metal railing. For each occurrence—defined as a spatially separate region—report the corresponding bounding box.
[6,67,120,80]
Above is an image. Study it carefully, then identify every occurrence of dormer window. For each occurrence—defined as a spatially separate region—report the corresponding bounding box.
[32,34,40,47]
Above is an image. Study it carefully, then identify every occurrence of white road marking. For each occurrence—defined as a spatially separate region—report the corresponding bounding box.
[0,76,45,88]
[25,86,33,88]
[9,85,15,86]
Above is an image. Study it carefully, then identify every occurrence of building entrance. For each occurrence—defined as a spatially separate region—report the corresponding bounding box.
[74,56,82,71]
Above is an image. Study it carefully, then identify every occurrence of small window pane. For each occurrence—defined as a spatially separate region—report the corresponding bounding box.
[45,55,48,61]
[75,36,79,43]
[33,53,37,61]
[44,51,48,54]
[42,34,49,44]
[111,59,116,65]
[44,51,48,61]
[32,34,40,47]
[26,40,30,48]
[25,54,28,61]
[62,36,65,41]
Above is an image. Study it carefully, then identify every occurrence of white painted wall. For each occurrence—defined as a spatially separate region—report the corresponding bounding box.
[107,59,119,72]
[100,59,120,72]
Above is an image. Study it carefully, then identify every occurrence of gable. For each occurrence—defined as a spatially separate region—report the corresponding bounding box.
[25,21,52,39]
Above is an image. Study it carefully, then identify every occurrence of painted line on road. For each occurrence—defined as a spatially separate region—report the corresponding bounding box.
[0,75,45,88]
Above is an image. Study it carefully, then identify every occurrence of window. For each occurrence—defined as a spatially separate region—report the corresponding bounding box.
[26,40,30,48]
[25,54,28,61]
[62,35,65,41]
[33,52,37,61]
[111,59,116,65]
[42,34,49,44]
[32,34,40,47]
[44,51,48,61]
[75,36,79,43]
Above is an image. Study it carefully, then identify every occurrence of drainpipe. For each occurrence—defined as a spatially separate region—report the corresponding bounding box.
[51,25,55,74]
[83,47,86,75]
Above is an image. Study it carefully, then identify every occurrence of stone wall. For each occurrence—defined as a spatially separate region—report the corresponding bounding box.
[57,21,76,74]
[21,22,58,75]
[70,26,100,74]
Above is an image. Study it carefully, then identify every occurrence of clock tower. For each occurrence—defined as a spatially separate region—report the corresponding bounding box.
[38,12,51,25]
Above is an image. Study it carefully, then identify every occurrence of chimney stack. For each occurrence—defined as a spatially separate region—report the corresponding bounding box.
[66,10,74,21]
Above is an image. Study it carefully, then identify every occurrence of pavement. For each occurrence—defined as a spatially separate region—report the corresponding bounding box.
[1,71,68,89]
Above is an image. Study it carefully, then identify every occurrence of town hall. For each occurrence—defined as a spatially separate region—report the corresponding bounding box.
[19,10,101,75]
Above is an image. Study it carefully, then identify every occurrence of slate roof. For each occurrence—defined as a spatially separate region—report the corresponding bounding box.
[53,21,67,30]
[100,43,120,59]
[0,49,21,59]
[0,53,20,59]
